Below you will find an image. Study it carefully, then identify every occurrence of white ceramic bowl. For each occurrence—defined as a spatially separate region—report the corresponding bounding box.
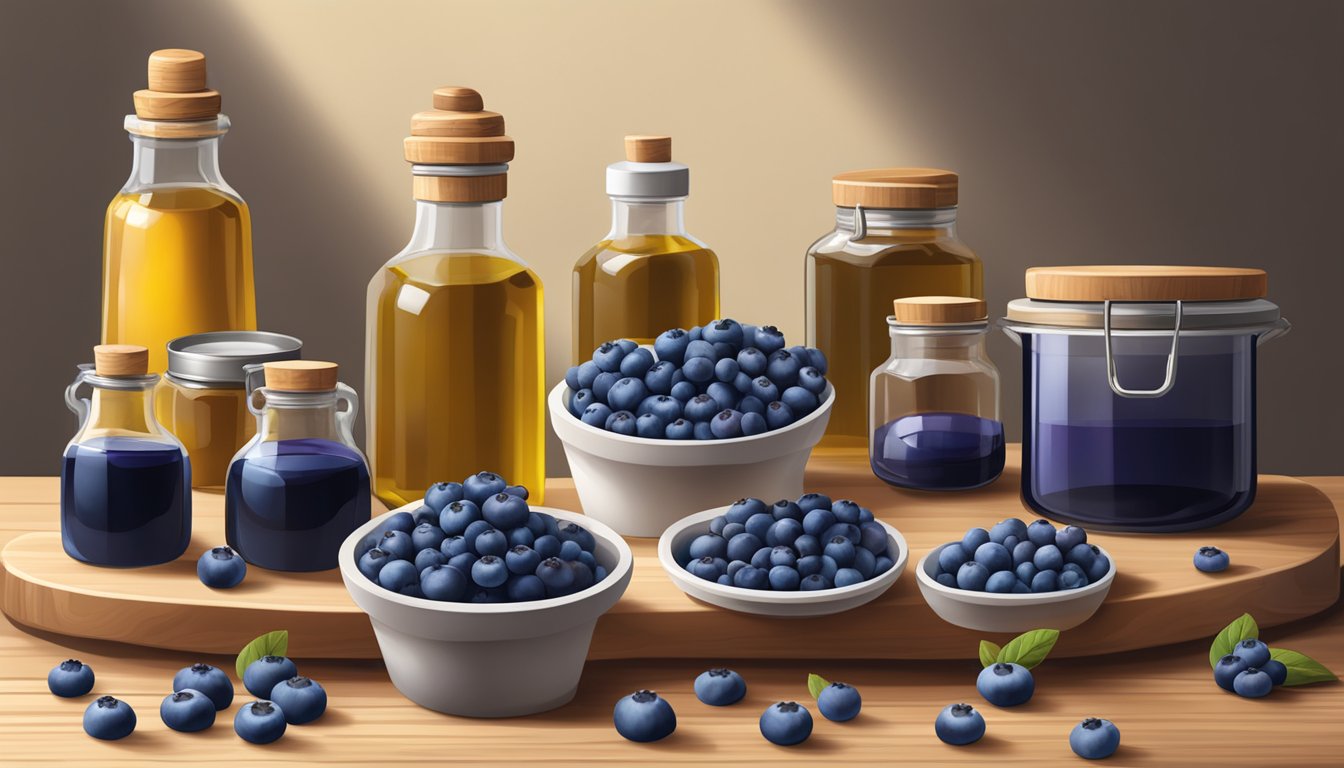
[338,503,633,718]
[658,506,907,617]
[549,382,834,537]
[914,543,1117,633]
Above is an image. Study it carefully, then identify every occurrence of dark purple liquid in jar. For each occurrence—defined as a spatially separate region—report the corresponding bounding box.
[61,436,191,566]
[225,438,370,572]
[870,412,1006,490]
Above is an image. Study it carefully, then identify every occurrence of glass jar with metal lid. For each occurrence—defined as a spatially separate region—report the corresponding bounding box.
[156,331,302,488]
[870,297,1004,491]
[806,168,983,449]
[1001,266,1289,532]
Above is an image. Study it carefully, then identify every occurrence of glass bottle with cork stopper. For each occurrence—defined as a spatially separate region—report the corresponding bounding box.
[365,86,544,508]
[869,297,1004,491]
[103,49,256,373]
[61,344,192,566]
[806,169,982,448]
[572,135,719,361]
[225,361,369,572]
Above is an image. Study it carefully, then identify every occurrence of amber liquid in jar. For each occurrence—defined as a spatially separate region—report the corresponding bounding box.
[155,380,253,489]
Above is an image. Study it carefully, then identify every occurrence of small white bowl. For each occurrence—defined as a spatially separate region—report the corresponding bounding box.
[658,506,907,617]
[338,503,633,718]
[915,543,1117,633]
[549,382,834,537]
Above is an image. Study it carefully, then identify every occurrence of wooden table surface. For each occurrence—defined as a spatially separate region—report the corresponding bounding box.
[1,467,1341,765]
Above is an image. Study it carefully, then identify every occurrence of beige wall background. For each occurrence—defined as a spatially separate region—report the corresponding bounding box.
[2,0,1341,477]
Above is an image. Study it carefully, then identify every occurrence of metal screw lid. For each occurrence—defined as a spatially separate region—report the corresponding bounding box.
[165,331,302,385]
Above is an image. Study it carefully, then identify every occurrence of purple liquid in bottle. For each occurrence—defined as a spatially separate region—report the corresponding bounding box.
[871,412,1005,491]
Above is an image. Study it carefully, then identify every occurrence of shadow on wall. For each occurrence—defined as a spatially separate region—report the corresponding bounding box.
[786,0,1344,474]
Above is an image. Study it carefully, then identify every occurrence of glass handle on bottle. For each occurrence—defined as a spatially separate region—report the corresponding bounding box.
[335,383,360,442]
[848,204,867,242]
[1103,300,1181,399]
[64,365,93,426]
[243,363,267,417]
[1257,317,1292,346]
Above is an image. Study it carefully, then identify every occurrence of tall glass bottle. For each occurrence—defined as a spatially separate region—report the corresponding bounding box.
[103,49,255,373]
[366,87,545,508]
[572,135,719,361]
[806,169,982,448]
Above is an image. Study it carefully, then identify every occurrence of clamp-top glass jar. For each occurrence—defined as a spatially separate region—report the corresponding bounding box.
[870,297,1004,491]
[1002,266,1289,532]
[62,345,191,566]
[226,361,370,571]
[806,169,982,448]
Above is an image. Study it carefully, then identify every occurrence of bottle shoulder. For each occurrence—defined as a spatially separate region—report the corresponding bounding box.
[807,229,978,265]
[574,234,717,269]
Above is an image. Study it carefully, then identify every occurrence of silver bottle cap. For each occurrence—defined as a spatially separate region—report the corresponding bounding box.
[166,331,302,385]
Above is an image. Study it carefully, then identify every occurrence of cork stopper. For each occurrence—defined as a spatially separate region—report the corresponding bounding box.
[403,86,515,202]
[893,296,987,325]
[625,135,672,163]
[132,49,221,122]
[263,361,339,392]
[833,168,959,209]
[94,344,150,377]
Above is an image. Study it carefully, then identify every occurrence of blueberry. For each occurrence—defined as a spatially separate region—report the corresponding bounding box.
[171,663,233,712]
[695,668,747,706]
[1231,667,1273,699]
[569,388,595,418]
[1054,524,1086,551]
[592,341,627,372]
[738,392,764,413]
[639,394,682,423]
[243,656,298,699]
[749,376,780,404]
[643,360,678,395]
[424,481,465,512]
[703,318,745,347]
[797,366,827,395]
[728,497,770,523]
[619,348,655,379]
[411,522,447,553]
[1086,550,1111,582]
[985,570,1017,593]
[378,530,414,560]
[711,409,745,438]
[935,573,957,588]
[875,555,895,574]
[1065,542,1097,571]
[504,544,542,575]
[767,519,804,548]
[754,325,787,354]
[1067,717,1121,760]
[1007,540,1037,568]
[804,347,828,374]
[654,329,691,365]
[480,493,528,531]
[1033,544,1064,572]
[447,552,478,574]
[797,555,823,577]
[234,700,286,744]
[769,565,802,590]
[750,546,774,569]
[439,499,482,536]
[937,543,970,574]
[834,568,864,587]
[536,557,577,596]
[665,418,695,439]
[957,561,990,591]
[440,536,468,559]
[780,386,819,416]
[824,536,857,567]
[990,518,1028,544]
[742,513,772,541]
[817,681,861,721]
[532,534,561,559]
[1015,561,1039,584]
[682,355,715,383]
[973,542,1012,573]
[763,350,800,388]
[852,546,877,578]
[800,573,833,590]
[358,547,392,582]
[764,400,795,429]
[803,508,837,538]
[688,555,728,581]
[378,559,419,592]
[760,701,813,746]
[935,702,985,745]
[47,657,96,698]
[741,412,768,435]
[508,527,535,548]
[268,676,327,724]
[591,373,619,402]
[468,555,507,588]
[737,347,768,377]
[962,527,991,553]
[613,689,676,742]
[683,393,720,422]
[977,662,1034,707]
[797,493,833,514]
[721,522,746,539]
[1059,569,1089,590]
[197,545,247,588]
[506,573,547,601]
[607,377,648,413]
[421,563,469,601]
[83,695,136,740]
[1261,659,1288,686]
[379,510,417,535]
[713,357,740,384]
[689,533,728,560]
[769,499,801,521]
[1208,654,1245,695]
[462,471,507,506]
[558,521,596,551]
[472,527,508,557]
[1027,519,1057,547]
[1235,638,1271,668]
[605,410,638,435]
[1194,546,1231,573]
[823,522,862,546]
[733,565,770,589]
[160,688,215,732]
[727,532,764,562]
[1001,534,1021,552]
[704,382,738,412]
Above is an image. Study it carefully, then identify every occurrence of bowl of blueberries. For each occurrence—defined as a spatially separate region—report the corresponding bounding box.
[338,472,634,718]
[550,319,834,537]
[915,518,1116,633]
[658,495,908,617]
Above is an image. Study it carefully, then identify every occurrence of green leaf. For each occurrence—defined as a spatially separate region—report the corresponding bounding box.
[236,630,289,680]
[806,673,830,700]
[997,629,1060,670]
[1270,648,1339,686]
[979,640,1001,668]
[1208,613,1259,669]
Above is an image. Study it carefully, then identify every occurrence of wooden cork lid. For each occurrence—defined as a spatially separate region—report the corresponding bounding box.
[94,345,150,377]
[833,168,958,209]
[893,297,987,324]
[263,361,339,392]
[132,49,221,122]
[625,135,672,163]
[1025,266,1268,302]
[404,86,515,170]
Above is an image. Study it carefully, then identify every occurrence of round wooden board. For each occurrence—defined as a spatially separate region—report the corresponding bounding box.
[2,448,1338,660]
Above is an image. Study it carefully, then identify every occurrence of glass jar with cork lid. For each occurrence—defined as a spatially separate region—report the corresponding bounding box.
[806,169,982,448]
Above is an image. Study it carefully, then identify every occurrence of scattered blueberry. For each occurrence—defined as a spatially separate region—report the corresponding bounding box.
[694,668,747,706]
[613,689,676,742]
[84,695,136,740]
[977,662,1035,707]
[160,688,216,732]
[197,545,247,588]
[759,701,813,746]
[1213,653,1250,692]
[1234,638,1271,669]
[173,663,233,710]
[234,700,287,744]
[269,676,327,724]
[1070,717,1120,759]
[243,656,298,699]
[1194,546,1231,573]
[817,681,862,721]
[935,702,985,746]
[1233,667,1273,698]
[48,658,95,698]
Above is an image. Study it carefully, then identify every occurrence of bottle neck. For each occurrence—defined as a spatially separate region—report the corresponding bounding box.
[406,199,505,251]
[608,197,687,238]
[87,387,157,435]
[258,392,342,443]
[890,325,989,361]
[836,206,958,238]
[123,134,230,192]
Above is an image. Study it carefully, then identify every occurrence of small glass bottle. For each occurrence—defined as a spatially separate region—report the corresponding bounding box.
[226,361,369,572]
[366,87,544,508]
[572,135,719,361]
[103,49,256,373]
[806,169,982,448]
[62,345,191,566]
[870,297,1004,491]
